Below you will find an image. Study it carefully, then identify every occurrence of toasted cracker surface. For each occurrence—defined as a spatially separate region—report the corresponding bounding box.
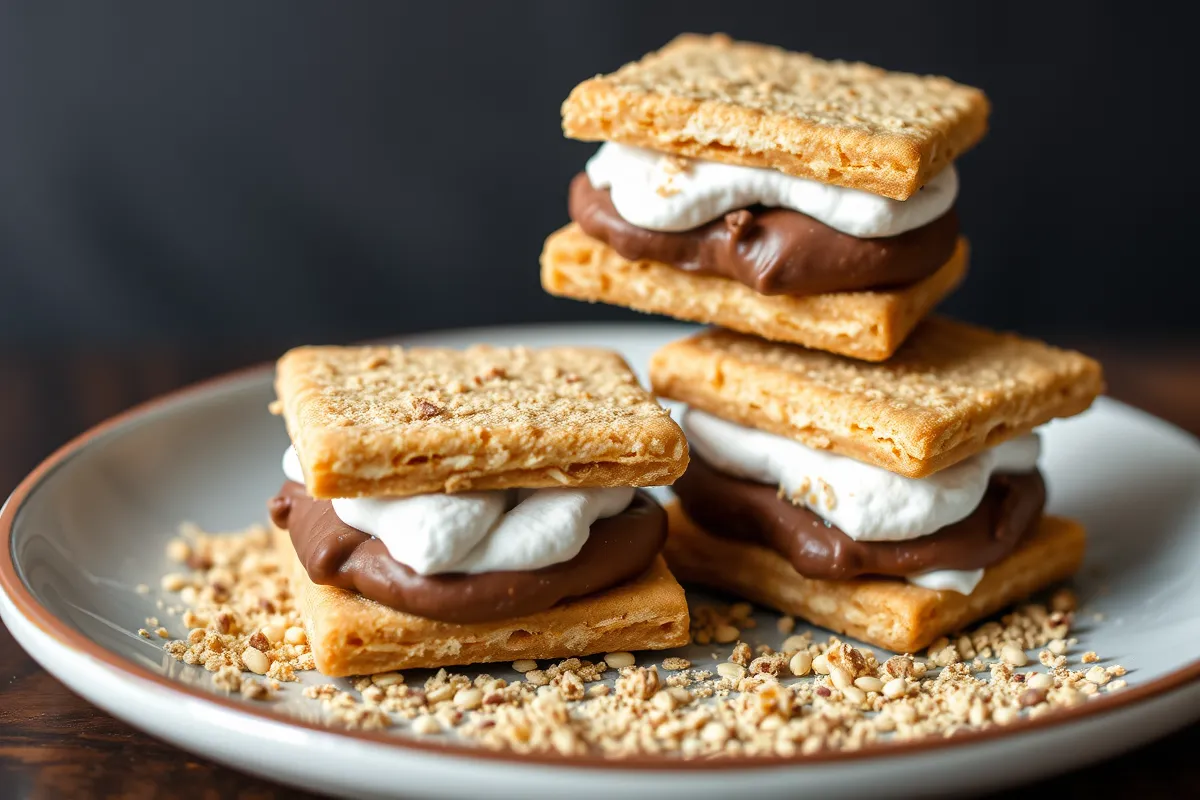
[274,344,687,499]
[664,502,1085,653]
[650,320,1103,478]
[562,34,989,200]
[541,223,966,361]
[275,524,689,676]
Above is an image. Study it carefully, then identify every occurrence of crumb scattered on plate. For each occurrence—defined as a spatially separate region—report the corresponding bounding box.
[150,523,1128,758]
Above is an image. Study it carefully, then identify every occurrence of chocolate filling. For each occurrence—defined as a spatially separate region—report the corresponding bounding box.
[673,456,1046,581]
[270,482,666,623]
[569,173,960,297]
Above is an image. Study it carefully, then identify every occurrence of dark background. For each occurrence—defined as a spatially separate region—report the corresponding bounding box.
[0,1,1194,349]
[2,6,1199,796]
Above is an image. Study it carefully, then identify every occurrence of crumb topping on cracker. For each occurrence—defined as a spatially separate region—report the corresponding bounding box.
[275,344,687,498]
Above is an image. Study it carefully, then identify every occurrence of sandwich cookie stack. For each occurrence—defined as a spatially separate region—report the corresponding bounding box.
[268,344,690,676]
[543,34,1104,652]
[543,33,981,361]
[651,323,1101,652]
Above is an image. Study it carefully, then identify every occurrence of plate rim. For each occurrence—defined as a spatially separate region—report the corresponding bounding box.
[3,321,1199,772]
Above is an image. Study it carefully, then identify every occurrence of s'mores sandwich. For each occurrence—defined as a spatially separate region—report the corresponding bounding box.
[268,344,690,676]
[651,320,1104,653]
[542,34,988,361]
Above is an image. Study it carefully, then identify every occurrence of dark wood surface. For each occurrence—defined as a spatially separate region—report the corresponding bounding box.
[1,341,1197,799]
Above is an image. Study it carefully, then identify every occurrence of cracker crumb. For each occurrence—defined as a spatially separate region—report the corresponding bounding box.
[151,525,1130,756]
[155,523,313,684]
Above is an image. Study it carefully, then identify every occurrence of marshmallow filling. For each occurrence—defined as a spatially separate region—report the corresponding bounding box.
[677,410,1046,595]
[270,482,666,623]
[570,142,961,297]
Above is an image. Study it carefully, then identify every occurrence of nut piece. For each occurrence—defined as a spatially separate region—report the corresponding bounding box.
[841,686,866,705]
[605,651,636,669]
[992,707,1018,725]
[1085,666,1110,685]
[854,676,884,694]
[717,662,746,681]
[1027,672,1054,691]
[284,626,307,645]
[811,654,830,675]
[371,672,404,688]
[1001,644,1029,667]
[512,659,538,673]
[830,667,853,691]
[825,643,870,679]
[789,652,813,677]
[242,647,269,675]
[411,716,441,735]
[883,677,907,699]
[453,688,484,710]
[781,634,810,652]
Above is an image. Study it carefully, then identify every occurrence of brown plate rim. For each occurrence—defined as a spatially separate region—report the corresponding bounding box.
[2,354,1199,772]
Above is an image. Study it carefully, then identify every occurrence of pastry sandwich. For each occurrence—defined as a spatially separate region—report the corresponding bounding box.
[651,322,1103,652]
[268,344,690,676]
[543,33,988,361]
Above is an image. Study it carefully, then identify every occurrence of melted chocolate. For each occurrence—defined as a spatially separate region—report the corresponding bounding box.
[270,482,666,623]
[673,456,1045,580]
[569,173,960,296]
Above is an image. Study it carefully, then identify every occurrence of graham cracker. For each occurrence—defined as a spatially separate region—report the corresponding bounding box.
[562,34,989,200]
[664,502,1086,653]
[274,524,689,676]
[650,320,1103,478]
[541,223,966,361]
[274,344,687,499]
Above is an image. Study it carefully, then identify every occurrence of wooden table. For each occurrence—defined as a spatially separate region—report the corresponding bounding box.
[1,342,1197,797]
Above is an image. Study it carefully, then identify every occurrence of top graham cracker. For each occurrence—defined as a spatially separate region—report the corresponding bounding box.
[562,34,989,200]
[650,319,1103,479]
[274,344,688,499]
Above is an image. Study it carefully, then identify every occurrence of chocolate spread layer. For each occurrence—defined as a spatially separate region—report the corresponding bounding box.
[569,173,960,296]
[673,456,1045,581]
[270,482,666,623]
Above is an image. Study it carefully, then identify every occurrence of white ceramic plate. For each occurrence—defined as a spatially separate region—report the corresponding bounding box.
[3,322,1200,800]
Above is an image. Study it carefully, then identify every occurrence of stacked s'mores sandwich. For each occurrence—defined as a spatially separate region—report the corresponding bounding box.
[268,344,690,676]
[544,33,978,362]
[543,35,1104,653]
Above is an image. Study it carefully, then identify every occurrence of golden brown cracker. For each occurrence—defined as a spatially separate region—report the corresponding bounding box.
[541,223,967,361]
[664,502,1085,653]
[275,344,687,498]
[562,34,989,200]
[650,320,1103,478]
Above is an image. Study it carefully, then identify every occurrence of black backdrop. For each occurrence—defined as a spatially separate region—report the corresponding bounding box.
[0,1,1193,347]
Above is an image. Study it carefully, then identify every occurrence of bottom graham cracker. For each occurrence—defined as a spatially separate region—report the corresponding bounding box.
[663,502,1085,653]
[541,223,968,361]
[274,524,690,676]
